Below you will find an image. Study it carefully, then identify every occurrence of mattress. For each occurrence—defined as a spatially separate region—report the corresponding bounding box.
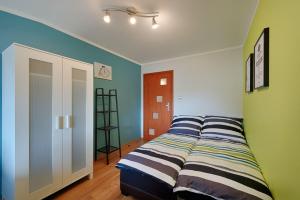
[116,133,198,188]
[174,137,273,200]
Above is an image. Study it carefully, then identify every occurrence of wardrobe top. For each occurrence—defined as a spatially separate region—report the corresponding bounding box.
[4,43,93,67]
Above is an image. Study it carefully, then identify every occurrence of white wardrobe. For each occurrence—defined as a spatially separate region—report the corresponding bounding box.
[2,44,93,200]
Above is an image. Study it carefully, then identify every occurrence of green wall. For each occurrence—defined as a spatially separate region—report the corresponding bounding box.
[243,1,300,199]
[0,10,141,193]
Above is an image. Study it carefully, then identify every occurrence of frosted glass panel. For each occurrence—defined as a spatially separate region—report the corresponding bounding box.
[29,59,53,192]
[160,78,167,85]
[153,112,159,119]
[156,96,163,103]
[72,69,87,172]
[149,129,155,136]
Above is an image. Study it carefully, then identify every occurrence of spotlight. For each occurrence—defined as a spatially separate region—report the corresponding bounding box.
[129,16,136,25]
[103,11,111,23]
[152,17,159,29]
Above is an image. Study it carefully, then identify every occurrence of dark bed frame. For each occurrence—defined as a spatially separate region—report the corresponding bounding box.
[120,167,215,200]
[120,167,176,200]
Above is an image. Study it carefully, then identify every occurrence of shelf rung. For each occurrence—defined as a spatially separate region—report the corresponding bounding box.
[97,146,119,153]
[97,126,118,131]
[96,110,117,113]
[96,94,117,97]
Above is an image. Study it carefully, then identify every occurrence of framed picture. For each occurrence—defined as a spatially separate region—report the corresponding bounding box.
[246,53,254,93]
[254,27,269,89]
[94,62,112,80]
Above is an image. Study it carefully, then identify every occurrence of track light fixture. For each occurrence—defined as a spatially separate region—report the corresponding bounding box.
[103,7,159,29]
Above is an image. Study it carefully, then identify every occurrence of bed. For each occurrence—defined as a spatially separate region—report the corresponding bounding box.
[116,133,198,200]
[116,115,273,200]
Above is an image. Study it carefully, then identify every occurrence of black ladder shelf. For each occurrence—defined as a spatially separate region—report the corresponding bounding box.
[95,88,121,164]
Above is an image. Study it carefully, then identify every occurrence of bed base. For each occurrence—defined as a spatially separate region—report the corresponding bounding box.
[120,167,176,200]
[120,167,215,200]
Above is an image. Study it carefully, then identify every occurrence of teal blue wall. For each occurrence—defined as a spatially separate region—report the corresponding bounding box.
[0,10,141,192]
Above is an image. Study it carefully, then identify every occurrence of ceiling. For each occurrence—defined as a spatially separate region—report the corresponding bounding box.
[0,0,258,64]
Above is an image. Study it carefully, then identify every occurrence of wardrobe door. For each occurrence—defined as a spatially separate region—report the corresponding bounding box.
[62,58,93,185]
[14,45,63,200]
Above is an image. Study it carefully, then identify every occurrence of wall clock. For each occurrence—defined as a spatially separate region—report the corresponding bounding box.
[94,62,112,80]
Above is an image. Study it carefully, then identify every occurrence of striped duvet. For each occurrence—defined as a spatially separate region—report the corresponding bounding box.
[174,138,273,200]
[116,133,198,187]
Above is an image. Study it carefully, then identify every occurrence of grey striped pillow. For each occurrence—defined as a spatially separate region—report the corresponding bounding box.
[168,115,204,138]
[201,115,246,143]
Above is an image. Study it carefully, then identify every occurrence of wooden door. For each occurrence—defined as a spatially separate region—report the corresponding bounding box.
[144,70,173,140]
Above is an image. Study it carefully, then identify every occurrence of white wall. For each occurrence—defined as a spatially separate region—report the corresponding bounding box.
[141,47,243,129]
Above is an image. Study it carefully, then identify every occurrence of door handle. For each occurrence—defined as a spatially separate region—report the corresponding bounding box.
[166,102,170,112]
[56,116,64,130]
[65,115,73,128]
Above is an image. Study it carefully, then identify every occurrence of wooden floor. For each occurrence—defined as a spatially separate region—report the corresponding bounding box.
[48,139,145,200]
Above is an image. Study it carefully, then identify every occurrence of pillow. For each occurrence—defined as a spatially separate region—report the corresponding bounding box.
[201,115,246,143]
[168,115,204,138]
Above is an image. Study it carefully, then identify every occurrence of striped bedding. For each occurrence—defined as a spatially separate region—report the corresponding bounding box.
[116,133,198,187]
[168,115,204,138]
[201,115,246,144]
[174,138,273,200]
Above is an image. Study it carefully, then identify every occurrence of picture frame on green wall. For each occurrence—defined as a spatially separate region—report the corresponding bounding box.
[246,53,254,93]
[254,27,269,89]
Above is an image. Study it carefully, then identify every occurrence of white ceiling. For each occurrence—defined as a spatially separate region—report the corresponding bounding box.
[0,0,258,64]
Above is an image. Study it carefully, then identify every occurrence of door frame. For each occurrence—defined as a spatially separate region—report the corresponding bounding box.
[143,70,174,140]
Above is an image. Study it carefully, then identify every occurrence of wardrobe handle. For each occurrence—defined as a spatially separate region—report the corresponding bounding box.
[65,115,73,128]
[56,116,64,129]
